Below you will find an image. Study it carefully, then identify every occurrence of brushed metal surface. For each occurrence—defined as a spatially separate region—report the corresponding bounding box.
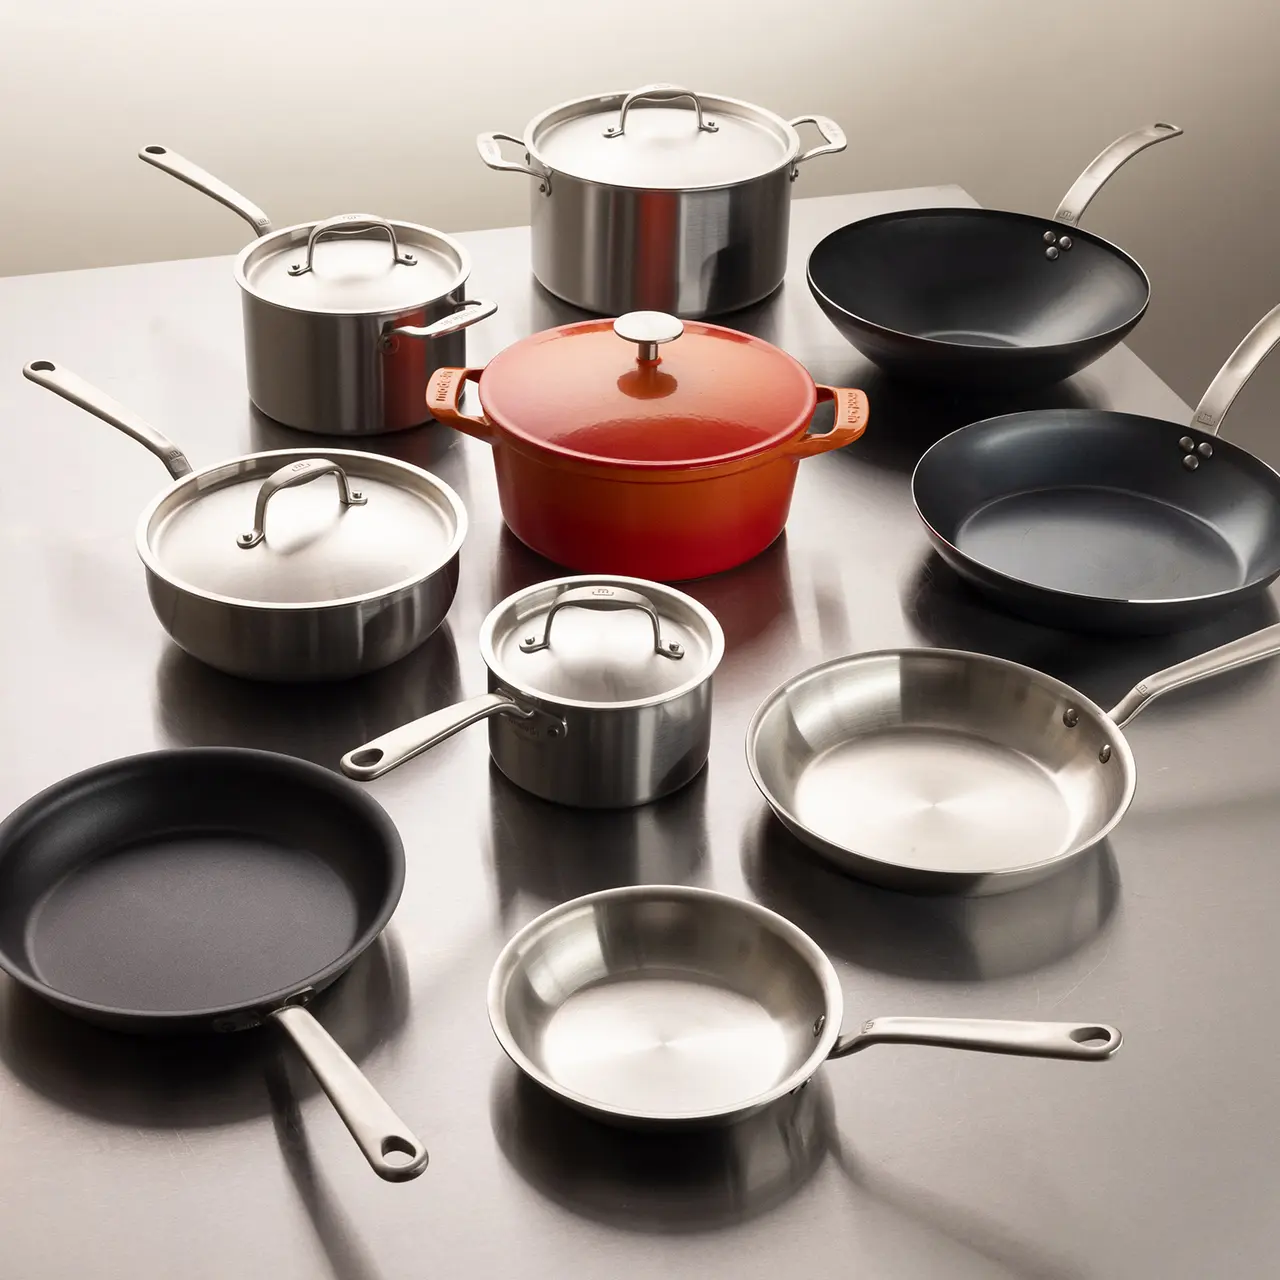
[3,190,1278,1280]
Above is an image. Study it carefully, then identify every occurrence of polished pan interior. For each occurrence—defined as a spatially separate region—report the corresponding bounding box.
[747,650,1136,895]
[488,885,843,1128]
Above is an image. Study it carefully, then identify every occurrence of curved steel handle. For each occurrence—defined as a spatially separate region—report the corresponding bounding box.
[1052,122,1182,226]
[22,359,194,480]
[382,298,499,351]
[270,1005,428,1182]
[788,115,847,179]
[605,84,719,138]
[613,311,684,364]
[138,145,273,238]
[237,458,366,549]
[476,133,551,193]
[1108,621,1280,727]
[831,1016,1121,1061]
[786,386,870,458]
[289,214,415,278]
[340,692,533,781]
[1188,302,1280,437]
[518,585,684,659]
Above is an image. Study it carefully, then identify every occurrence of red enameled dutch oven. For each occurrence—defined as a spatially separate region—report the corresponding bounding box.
[426,311,869,580]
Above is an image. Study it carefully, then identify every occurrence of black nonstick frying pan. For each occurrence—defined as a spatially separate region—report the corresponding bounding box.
[807,123,1181,390]
[0,748,428,1182]
[911,303,1280,633]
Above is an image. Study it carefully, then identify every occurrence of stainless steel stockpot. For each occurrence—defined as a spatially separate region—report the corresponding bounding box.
[341,576,724,808]
[23,361,466,682]
[139,146,496,436]
[478,84,845,317]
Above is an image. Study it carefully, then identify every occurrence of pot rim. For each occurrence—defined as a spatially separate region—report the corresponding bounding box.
[233,219,472,318]
[134,447,468,611]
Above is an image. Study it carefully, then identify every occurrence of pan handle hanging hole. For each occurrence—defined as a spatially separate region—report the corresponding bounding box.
[1069,1026,1114,1048]
[348,748,384,768]
[381,1136,419,1163]
[1099,744,1112,763]
[1063,708,1080,728]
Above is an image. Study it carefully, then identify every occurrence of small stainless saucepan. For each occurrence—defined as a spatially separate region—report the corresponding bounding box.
[488,885,1120,1130]
[23,361,466,682]
[342,576,724,808]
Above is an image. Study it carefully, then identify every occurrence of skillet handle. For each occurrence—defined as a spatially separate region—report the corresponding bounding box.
[831,1016,1121,1061]
[786,387,869,458]
[138,145,274,237]
[270,1005,428,1182]
[1052,122,1182,226]
[425,367,496,442]
[1188,302,1280,437]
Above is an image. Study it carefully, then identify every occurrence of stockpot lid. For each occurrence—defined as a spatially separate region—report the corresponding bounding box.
[526,86,801,189]
[236,214,469,314]
[140,449,466,607]
[481,576,724,706]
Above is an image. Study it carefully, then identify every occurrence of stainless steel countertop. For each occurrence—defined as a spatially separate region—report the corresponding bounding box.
[2,188,1276,1280]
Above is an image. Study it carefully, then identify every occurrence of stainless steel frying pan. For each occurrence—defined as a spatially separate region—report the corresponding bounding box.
[746,623,1280,896]
[488,885,1120,1130]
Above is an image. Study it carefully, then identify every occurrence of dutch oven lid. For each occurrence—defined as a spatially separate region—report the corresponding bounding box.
[529,85,798,189]
[237,214,468,314]
[482,577,725,706]
[142,451,466,606]
[478,312,817,471]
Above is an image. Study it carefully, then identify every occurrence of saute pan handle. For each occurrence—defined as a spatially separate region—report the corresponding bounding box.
[476,133,551,194]
[425,367,496,441]
[786,386,870,458]
[237,458,367,549]
[788,116,848,178]
[138,145,274,238]
[270,1005,428,1182]
[22,360,195,480]
[830,1016,1121,1061]
[340,692,535,781]
[1107,620,1280,728]
[382,299,499,350]
[1188,301,1280,437]
[1052,122,1182,227]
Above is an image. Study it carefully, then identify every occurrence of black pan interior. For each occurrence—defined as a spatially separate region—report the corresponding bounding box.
[808,210,1148,348]
[913,410,1280,603]
[0,749,403,1023]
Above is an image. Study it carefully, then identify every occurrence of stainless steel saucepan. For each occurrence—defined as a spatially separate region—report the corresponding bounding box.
[342,576,724,807]
[138,146,497,435]
[23,361,466,682]
[488,885,1121,1130]
[747,623,1280,896]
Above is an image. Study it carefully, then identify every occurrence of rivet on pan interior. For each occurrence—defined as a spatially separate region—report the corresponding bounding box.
[1198,441,1214,458]
[1179,436,1195,451]
[1183,454,1200,471]
[1099,744,1112,763]
[1058,235,1073,250]
[1043,230,1057,245]
[1063,707,1080,727]
[813,1014,826,1037]
[1045,246,1060,260]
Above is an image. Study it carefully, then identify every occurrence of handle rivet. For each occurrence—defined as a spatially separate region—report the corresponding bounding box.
[1063,707,1080,728]
[1058,234,1073,250]
[1178,436,1195,451]
[1099,744,1112,763]
[1045,246,1060,260]
[1197,441,1214,458]
[1043,230,1057,245]
[1183,454,1200,471]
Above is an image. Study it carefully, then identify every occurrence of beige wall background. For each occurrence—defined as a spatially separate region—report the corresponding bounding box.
[2,0,1278,430]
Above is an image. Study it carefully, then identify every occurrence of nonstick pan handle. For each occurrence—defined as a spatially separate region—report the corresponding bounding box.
[1189,301,1280,436]
[1052,122,1182,227]
[1108,621,1280,727]
[271,1005,428,1182]
[830,1017,1121,1061]
[138,145,274,238]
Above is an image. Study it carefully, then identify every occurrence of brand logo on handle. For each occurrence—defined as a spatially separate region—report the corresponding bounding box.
[433,370,456,404]
[590,587,615,597]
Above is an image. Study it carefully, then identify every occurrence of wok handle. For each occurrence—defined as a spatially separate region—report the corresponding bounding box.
[340,691,532,781]
[788,116,847,178]
[786,387,870,458]
[476,133,551,194]
[1107,621,1280,727]
[831,1016,1121,1061]
[425,367,496,442]
[605,84,719,138]
[1052,122,1182,226]
[519,584,684,659]
[138,145,273,237]
[1188,302,1280,437]
[269,1005,428,1183]
[237,458,366,549]
[22,359,194,480]
[382,298,498,350]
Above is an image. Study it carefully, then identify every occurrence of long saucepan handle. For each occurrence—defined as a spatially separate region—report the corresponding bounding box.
[270,1005,428,1182]
[138,145,274,238]
[1188,302,1280,437]
[1108,622,1280,727]
[830,1016,1121,1061]
[340,691,532,781]
[22,360,195,479]
[1052,122,1182,227]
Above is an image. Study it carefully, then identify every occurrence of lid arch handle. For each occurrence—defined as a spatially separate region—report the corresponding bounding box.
[519,585,684,659]
[605,85,719,138]
[238,458,367,549]
[289,214,417,278]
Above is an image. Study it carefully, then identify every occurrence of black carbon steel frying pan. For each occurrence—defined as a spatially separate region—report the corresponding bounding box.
[0,748,427,1181]
[912,303,1280,633]
[807,124,1181,391]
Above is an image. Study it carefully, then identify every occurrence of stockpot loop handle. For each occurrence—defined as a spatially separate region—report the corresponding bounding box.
[289,214,417,278]
[518,585,684,659]
[788,116,847,179]
[605,84,719,138]
[237,458,366,549]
